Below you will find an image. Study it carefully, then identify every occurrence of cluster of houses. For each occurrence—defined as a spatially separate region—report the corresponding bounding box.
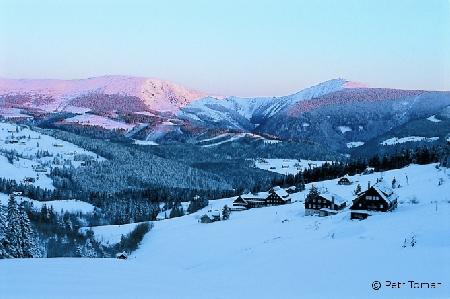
[230,175,399,221]
[231,186,293,211]
[304,177,398,220]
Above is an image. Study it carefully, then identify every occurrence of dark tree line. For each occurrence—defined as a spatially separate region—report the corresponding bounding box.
[272,146,449,187]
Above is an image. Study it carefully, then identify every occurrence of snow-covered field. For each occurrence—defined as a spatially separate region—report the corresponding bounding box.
[0,193,95,214]
[381,136,439,146]
[64,114,135,131]
[0,122,104,189]
[1,164,449,299]
[427,115,442,123]
[253,158,329,175]
[79,222,143,245]
[198,133,280,147]
[347,141,364,148]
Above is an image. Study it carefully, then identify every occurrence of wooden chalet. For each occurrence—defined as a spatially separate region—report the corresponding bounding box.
[266,186,291,205]
[305,192,347,216]
[231,187,291,211]
[231,196,249,211]
[350,182,398,220]
[337,176,352,185]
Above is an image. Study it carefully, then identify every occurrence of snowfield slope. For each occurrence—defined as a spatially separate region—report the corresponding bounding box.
[1,163,449,299]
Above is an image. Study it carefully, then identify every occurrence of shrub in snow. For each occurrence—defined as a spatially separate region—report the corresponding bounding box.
[409,197,419,205]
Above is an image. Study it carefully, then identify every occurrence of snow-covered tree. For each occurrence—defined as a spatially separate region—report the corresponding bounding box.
[0,206,7,258]
[222,205,231,220]
[18,202,37,258]
[353,184,361,195]
[82,238,97,258]
[6,195,22,258]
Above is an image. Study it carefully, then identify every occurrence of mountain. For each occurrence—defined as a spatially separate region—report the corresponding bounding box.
[0,75,205,112]
[177,79,355,130]
[1,76,449,157]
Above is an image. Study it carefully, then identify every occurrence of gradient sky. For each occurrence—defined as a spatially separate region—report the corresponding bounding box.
[0,0,449,96]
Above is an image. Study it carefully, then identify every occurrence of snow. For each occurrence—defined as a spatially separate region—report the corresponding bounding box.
[64,114,135,131]
[133,139,158,146]
[381,136,439,146]
[426,115,442,123]
[319,192,347,204]
[0,193,95,214]
[79,222,144,245]
[346,141,364,148]
[0,108,32,119]
[253,158,329,175]
[0,122,104,189]
[338,125,352,134]
[1,164,449,298]
[0,75,205,113]
[179,79,351,126]
[199,133,280,147]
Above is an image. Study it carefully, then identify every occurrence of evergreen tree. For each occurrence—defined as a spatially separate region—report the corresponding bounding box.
[305,185,320,202]
[0,206,7,258]
[353,184,362,195]
[6,195,22,258]
[221,205,231,220]
[18,202,37,258]
[82,238,97,258]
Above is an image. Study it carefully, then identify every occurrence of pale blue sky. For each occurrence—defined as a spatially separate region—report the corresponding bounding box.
[0,0,449,96]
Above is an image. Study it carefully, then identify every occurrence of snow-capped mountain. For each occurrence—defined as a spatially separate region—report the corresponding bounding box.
[177,79,358,129]
[1,76,449,154]
[0,75,205,112]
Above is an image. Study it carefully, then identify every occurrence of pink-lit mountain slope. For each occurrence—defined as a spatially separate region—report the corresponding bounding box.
[0,75,205,113]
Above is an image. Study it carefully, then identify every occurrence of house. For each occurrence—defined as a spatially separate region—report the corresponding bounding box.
[350,181,398,220]
[363,167,375,175]
[231,196,249,211]
[266,186,291,205]
[116,251,128,260]
[23,177,35,183]
[337,176,352,185]
[286,186,297,194]
[305,192,347,216]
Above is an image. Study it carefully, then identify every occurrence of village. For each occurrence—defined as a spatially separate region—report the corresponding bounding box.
[200,170,405,223]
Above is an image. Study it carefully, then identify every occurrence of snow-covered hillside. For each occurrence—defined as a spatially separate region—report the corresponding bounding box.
[0,193,95,214]
[63,114,135,131]
[381,136,440,146]
[252,158,329,175]
[0,122,103,189]
[1,163,448,299]
[178,79,354,128]
[0,75,205,112]
[79,222,145,245]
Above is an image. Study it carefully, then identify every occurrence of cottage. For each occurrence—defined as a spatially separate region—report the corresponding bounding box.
[305,192,347,216]
[231,196,249,211]
[337,176,352,185]
[116,251,128,260]
[286,186,297,194]
[266,186,291,205]
[23,177,35,183]
[350,182,398,220]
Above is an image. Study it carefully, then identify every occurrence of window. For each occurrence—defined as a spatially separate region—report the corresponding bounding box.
[380,204,384,209]
[359,203,362,207]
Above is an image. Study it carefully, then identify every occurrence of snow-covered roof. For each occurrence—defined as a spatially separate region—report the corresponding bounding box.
[372,182,398,203]
[319,193,347,204]
[271,186,289,198]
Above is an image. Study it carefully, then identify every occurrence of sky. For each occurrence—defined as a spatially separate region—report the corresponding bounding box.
[0,0,449,96]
